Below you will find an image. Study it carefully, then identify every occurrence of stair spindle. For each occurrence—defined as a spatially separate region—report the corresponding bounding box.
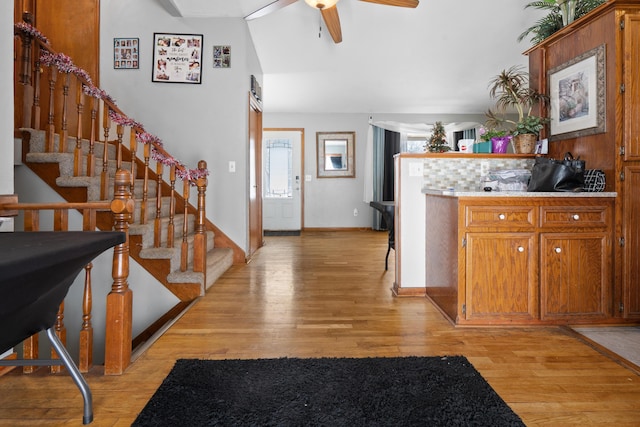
[116,124,124,171]
[74,80,84,176]
[101,104,111,200]
[79,262,93,373]
[87,96,97,177]
[129,128,137,197]
[167,165,176,248]
[154,163,163,248]
[46,66,57,152]
[59,73,70,153]
[181,180,189,271]
[140,143,150,225]
[31,47,41,129]
[18,25,33,127]
[22,206,40,374]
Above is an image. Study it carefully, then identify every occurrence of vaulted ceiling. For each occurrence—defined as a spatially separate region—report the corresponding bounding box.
[158,0,544,115]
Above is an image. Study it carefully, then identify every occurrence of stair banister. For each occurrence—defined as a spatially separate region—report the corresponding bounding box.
[104,169,134,375]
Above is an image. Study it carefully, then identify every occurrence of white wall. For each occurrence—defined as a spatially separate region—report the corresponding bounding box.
[1,2,13,232]
[100,0,262,252]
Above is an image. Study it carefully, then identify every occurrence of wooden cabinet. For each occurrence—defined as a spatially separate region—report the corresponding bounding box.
[527,1,640,321]
[426,194,615,326]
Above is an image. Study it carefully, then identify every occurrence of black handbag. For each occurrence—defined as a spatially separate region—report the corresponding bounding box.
[527,152,585,192]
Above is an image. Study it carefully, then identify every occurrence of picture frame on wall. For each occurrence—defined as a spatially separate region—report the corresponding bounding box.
[316,132,356,178]
[152,32,203,84]
[114,37,139,69]
[213,45,231,68]
[548,44,606,140]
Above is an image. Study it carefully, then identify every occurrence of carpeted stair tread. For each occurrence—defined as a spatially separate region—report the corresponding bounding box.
[167,247,233,288]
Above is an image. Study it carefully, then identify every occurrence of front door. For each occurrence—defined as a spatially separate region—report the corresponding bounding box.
[262,129,303,231]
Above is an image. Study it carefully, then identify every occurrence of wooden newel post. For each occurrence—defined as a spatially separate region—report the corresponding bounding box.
[105,169,134,375]
[193,160,207,274]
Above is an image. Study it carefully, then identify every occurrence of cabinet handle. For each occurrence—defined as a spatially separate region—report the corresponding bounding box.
[555,247,562,253]
[517,246,525,252]
[572,214,580,220]
[499,214,506,220]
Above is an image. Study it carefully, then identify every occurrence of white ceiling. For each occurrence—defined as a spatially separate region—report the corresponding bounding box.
[159,0,544,115]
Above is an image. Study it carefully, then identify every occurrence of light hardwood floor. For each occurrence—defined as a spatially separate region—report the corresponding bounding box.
[1,230,640,426]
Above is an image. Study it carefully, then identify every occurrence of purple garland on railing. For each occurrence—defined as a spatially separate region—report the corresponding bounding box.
[15,22,209,184]
[14,21,50,45]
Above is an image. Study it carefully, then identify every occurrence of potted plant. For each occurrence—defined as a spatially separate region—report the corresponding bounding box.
[478,126,511,154]
[486,65,549,153]
[517,0,606,45]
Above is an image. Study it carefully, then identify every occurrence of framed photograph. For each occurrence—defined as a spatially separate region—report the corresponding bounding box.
[316,132,355,178]
[114,38,139,69]
[152,32,203,84]
[548,44,606,140]
[213,45,231,68]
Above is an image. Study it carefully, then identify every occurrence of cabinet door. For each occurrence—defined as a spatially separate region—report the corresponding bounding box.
[540,233,610,320]
[623,13,640,160]
[464,233,537,322]
[623,166,640,318]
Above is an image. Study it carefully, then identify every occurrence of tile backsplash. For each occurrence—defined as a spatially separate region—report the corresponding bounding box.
[422,157,535,191]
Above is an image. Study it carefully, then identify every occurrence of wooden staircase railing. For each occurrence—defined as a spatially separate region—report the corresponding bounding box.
[14,16,216,280]
[0,169,133,375]
[12,16,244,374]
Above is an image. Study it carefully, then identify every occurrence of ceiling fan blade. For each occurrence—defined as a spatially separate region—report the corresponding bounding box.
[244,0,299,20]
[321,5,342,44]
[359,0,419,8]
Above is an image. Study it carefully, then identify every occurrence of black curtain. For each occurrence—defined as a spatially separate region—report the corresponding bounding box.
[383,129,401,201]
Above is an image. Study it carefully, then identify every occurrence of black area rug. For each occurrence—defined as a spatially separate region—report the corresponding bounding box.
[132,356,524,427]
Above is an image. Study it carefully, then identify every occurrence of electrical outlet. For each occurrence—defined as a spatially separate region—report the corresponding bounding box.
[228,161,236,173]
[480,161,490,177]
[353,208,359,217]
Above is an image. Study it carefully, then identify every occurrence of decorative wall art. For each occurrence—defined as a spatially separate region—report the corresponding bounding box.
[316,132,355,178]
[548,44,606,140]
[114,37,139,69]
[213,45,231,68]
[152,33,203,84]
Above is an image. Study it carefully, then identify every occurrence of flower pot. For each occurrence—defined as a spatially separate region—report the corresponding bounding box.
[491,136,511,153]
[512,134,537,154]
[559,0,576,26]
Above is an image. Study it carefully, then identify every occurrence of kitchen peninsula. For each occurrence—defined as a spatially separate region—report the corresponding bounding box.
[423,188,616,326]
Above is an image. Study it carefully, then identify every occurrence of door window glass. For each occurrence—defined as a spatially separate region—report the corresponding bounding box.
[264,138,292,198]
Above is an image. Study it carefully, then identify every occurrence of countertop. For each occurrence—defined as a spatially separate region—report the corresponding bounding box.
[422,187,617,198]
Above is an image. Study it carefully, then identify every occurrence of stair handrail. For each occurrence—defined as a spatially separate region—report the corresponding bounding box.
[14,20,208,186]
[15,17,244,267]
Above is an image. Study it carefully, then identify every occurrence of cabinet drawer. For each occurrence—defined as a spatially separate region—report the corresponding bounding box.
[540,205,610,229]
[464,205,535,229]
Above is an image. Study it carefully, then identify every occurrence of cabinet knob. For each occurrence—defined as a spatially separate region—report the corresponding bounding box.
[499,214,506,220]
[555,247,562,253]
[572,214,580,220]
[518,246,525,253]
